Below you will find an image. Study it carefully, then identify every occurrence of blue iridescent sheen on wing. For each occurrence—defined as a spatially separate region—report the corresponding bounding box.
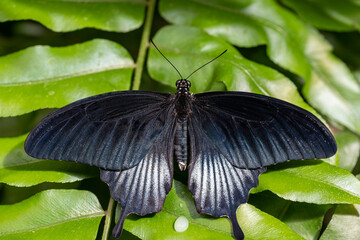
[100,115,176,238]
[188,110,266,240]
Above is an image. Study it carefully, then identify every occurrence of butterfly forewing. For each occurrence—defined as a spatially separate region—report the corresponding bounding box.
[25,91,174,171]
[193,91,337,169]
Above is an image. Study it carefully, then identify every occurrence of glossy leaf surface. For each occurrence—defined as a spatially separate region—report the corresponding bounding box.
[320,204,360,240]
[0,0,146,32]
[0,189,104,239]
[249,191,331,240]
[237,204,304,240]
[254,160,360,204]
[0,134,97,187]
[335,131,360,172]
[281,0,360,31]
[0,39,134,117]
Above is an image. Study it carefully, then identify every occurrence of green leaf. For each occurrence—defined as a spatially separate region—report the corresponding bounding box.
[148,25,316,113]
[321,32,360,71]
[0,0,146,32]
[0,134,97,187]
[123,180,234,239]
[159,0,360,135]
[122,180,306,239]
[320,204,360,240]
[335,131,360,172]
[254,160,360,204]
[159,0,312,79]
[302,43,360,135]
[237,204,305,240]
[281,0,360,31]
[0,39,134,117]
[249,191,331,240]
[0,181,81,205]
[0,189,104,239]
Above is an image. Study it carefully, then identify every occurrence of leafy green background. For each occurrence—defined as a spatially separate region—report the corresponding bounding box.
[0,0,359,239]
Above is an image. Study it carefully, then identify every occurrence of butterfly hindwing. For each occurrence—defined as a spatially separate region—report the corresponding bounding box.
[188,114,265,239]
[100,112,176,238]
[25,91,173,171]
[193,91,337,169]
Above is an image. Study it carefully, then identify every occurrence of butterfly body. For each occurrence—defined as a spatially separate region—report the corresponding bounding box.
[173,79,193,171]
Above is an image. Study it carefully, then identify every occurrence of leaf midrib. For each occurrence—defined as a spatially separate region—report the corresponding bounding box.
[0,63,135,87]
[0,158,44,169]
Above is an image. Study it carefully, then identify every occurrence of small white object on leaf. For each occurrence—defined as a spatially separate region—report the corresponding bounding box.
[174,216,189,232]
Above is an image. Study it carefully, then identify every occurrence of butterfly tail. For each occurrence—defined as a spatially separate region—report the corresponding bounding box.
[112,208,128,239]
[230,214,244,240]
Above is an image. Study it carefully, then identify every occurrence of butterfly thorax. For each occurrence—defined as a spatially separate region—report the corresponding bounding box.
[175,79,192,118]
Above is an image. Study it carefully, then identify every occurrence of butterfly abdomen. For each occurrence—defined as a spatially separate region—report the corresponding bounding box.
[174,117,188,171]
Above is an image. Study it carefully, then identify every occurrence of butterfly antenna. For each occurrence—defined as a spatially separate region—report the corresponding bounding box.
[150,40,183,79]
[185,49,227,80]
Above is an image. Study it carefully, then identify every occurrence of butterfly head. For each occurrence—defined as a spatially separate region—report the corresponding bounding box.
[176,79,191,95]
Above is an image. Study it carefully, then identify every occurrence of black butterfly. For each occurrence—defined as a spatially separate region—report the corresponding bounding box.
[24,42,337,240]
